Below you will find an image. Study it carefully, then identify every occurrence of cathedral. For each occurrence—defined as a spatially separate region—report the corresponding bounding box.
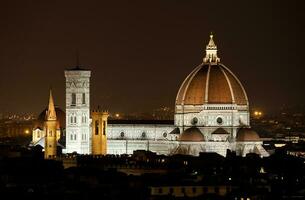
[31,34,269,158]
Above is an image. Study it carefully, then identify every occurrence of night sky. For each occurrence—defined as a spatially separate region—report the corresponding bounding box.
[0,0,304,115]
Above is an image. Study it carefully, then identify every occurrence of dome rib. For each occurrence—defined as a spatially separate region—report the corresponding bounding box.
[204,64,211,103]
[176,63,248,106]
[219,63,248,105]
[176,64,201,104]
[220,67,235,103]
[208,65,232,103]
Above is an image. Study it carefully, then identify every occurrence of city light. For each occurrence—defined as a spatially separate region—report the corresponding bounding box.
[254,111,262,117]
[115,113,120,118]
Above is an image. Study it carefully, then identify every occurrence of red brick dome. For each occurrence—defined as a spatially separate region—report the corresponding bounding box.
[236,128,260,142]
[176,63,248,106]
[179,127,205,142]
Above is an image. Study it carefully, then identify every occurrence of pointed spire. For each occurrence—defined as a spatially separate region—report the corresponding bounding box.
[203,32,220,63]
[46,89,57,121]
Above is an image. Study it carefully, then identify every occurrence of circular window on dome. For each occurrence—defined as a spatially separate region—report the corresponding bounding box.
[163,132,167,138]
[191,117,198,125]
[141,132,146,138]
[120,132,125,138]
[216,117,223,125]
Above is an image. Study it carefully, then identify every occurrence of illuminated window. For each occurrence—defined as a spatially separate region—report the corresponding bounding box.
[71,93,76,106]
[95,120,99,135]
[82,93,86,104]
[49,130,52,137]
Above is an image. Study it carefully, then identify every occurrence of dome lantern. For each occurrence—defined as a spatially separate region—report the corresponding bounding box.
[203,33,220,63]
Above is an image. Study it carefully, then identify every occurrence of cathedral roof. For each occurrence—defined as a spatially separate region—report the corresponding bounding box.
[179,127,205,142]
[236,128,260,142]
[176,34,248,106]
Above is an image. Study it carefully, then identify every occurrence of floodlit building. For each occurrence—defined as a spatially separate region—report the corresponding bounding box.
[32,34,269,157]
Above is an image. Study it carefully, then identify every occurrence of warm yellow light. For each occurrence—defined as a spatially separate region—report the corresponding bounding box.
[254,111,262,116]
[25,129,30,134]
[115,113,120,118]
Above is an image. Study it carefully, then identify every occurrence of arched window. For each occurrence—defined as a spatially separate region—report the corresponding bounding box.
[103,121,106,135]
[71,93,76,106]
[74,134,77,140]
[82,93,86,104]
[74,116,77,123]
[95,120,99,135]
[70,134,73,140]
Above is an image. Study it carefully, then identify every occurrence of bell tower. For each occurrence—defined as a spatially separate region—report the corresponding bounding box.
[92,109,109,155]
[65,67,91,154]
[44,89,57,159]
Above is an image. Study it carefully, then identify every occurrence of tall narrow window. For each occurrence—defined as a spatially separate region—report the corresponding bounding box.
[82,93,86,104]
[74,116,77,123]
[71,93,76,106]
[74,134,76,140]
[70,134,73,140]
[103,121,106,135]
[95,120,99,135]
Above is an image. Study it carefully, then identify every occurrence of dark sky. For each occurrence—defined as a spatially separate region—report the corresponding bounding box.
[0,0,304,115]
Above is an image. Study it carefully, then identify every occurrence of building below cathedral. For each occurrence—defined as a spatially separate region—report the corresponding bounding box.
[31,34,269,158]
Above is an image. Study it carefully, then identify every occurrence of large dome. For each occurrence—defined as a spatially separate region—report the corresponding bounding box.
[176,63,248,105]
[176,34,248,106]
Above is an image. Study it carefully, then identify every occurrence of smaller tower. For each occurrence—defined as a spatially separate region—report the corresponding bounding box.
[91,109,109,155]
[44,90,58,159]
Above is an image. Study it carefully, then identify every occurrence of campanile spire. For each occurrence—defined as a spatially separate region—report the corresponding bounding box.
[47,89,57,121]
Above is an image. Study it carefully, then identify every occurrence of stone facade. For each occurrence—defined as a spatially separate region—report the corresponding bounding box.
[65,69,91,154]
